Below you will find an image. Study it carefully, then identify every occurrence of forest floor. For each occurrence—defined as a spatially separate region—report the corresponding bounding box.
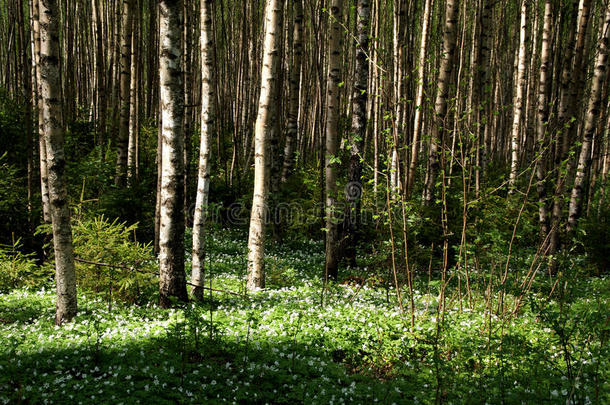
[1,231,608,404]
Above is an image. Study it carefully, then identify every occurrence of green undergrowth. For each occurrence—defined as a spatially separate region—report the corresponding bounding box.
[0,232,608,404]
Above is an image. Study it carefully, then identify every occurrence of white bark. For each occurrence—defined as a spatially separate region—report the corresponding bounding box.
[191,0,214,300]
[159,0,187,307]
[33,0,51,223]
[407,0,432,195]
[115,0,134,187]
[39,0,78,325]
[535,0,552,236]
[568,6,610,230]
[280,0,304,183]
[509,0,527,190]
[247,0,283,290]
[423,0,459,205]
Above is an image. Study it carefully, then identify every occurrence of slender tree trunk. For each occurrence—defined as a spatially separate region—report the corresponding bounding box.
[158,0,187,307]
[548,0,579,264]
[535,0,552,236]
[390,148,400,194]
[33,0,51,223]
[191,0,214,301]
[324,0,343,281]
[182,0,192,225]
[568,0,593,145]
[115,0,134,187]
[567,6,610,231]
[345,0,370,265]
[93,0,106,149]
[127,14,139,183]
[154,115,162,254]
[17,0,33,222]
[39,0,78,325]
[247,0,283,290]
[423,0,459,205]
[406,0,431,195]
[509,0,527,190]
[280,0,303,183]
[475,0,493,197]
[391,0,405,197]
[371,0,380,198]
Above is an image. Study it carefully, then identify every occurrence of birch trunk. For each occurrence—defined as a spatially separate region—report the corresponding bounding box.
[33,0,51,223]
[127,16,139,182]
[535,0,552,236]
[548,0,578,263]
[423,0,459,205]
[191,0,214,300]
[567,7,610,231]
[93,0,106,148]
[406,0,431,195]
[247,0,283,290]
[391,0,405,197]
[158,0,187,307]
[280,0,303,183]
[39,0,78,324]
[345,0,370,264]
[324,0,343,281]
[509,0,527,190]
[115,0,134,187]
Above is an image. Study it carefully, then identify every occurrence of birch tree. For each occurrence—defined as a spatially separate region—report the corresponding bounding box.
[423,0,459,205]
[567,6,610,231]
[406,0,432,195]
[535,0,552,235]
[247,0,283,290]
[191,0,214,300]
[280,0,304,183]
[158,0,187,307]
[32,0,51,223]
[345,0,370,263]
[548,0,579,263]
[39,0,78,324]
[324,0,343,281]
[509,0,527,190]
[115,0,134,187]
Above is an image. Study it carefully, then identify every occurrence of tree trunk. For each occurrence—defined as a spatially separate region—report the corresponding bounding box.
[345,0,370,265]
[33,0,51,223]
[548,0,579,264]
[567,6,610,231]
[535,0,552,236]
[115,0,134,187]
[39,0,78,325]
[93,0,106,149]
[473,0,493,198]
[158,0,187,307]
[508,0,527,190]
[324,0,343,281]
[191,0,214,301]
[247,0,283,290]
[423,0,459,205]
[406,0,431,196]
[280,0,304,183]
[17,0,33,222]
[391,0,405,197]
[127,13,139,183]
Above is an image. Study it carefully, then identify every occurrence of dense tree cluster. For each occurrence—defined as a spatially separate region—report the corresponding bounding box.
[0,0,608,324]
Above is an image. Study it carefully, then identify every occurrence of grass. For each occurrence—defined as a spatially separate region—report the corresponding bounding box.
[1,230,608,404]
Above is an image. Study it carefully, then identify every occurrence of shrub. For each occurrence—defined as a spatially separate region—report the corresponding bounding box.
[0,237,48,292]
[579,204,610,275]
[71,215,158,304]
[0,154,30,246]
